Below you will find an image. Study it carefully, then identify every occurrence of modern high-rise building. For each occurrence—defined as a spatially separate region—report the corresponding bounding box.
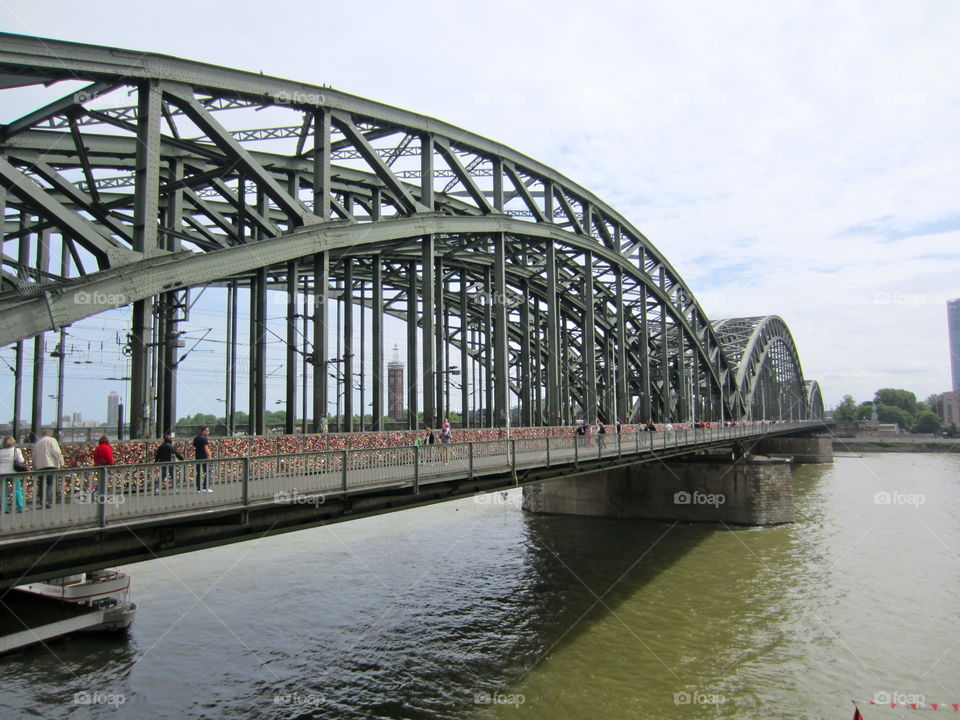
[107,391,120,426]
[948,299,960,393]
[387,344,405,421]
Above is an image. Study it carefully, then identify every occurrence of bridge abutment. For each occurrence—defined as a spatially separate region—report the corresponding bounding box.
[522,455,795,526]
[753,435,833,463]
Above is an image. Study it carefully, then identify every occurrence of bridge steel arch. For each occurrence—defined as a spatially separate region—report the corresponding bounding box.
[805,381,825,420]
[711,316,814,421]
[0,33,819,438]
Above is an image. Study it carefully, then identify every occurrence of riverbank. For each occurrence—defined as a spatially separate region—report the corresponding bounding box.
[832,436,959,453]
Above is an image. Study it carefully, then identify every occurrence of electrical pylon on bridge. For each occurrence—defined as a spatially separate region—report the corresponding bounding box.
[0,33,823,438]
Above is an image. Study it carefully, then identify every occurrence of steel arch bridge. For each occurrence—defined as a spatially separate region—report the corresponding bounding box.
[0,33,823,438]
[711,317,823,421]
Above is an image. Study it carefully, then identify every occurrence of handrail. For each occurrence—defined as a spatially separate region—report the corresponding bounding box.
[0,422,825,534]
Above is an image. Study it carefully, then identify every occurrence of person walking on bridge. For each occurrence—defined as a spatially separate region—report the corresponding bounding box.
[93,435,115,467]
[193,427,212,493]
[33,429,64,508]
[423,427,436,460]
[440,418,452,462]
[596,418,607,450]
[153,433,184,494]
[1,436,26,512]
[92,435,115,502]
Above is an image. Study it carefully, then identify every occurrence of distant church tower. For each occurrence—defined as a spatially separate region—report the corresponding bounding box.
[387,344,405,421]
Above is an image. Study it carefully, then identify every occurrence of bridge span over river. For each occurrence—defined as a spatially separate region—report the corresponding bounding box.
[0,421,829,590]
[0,36,830,594]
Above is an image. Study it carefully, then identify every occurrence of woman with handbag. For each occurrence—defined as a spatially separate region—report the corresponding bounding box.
[0,436,27,512]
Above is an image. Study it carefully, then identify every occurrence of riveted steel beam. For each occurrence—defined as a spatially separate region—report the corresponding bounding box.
[0,157,129,268]
[163,84,316,228]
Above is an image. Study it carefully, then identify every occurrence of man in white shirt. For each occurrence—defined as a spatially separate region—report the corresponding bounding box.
[33,429,64,507]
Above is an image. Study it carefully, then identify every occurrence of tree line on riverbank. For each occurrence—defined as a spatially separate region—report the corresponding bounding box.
[831,388,955,436]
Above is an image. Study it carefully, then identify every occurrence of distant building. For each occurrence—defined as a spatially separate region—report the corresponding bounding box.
[387,344,404,421]
[72,411,82,424]
[107,391,120,427]
[949,299,960,393]
[936,391,960,429]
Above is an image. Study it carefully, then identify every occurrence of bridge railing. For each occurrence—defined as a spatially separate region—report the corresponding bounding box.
[0,421,818,535]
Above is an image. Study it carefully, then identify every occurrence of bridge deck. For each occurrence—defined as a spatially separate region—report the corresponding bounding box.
[0,422,827,588]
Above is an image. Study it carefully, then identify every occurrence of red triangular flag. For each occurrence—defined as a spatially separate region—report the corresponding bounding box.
[931,704,939,710]
[911,704,919,710]
[952,704,959,711]
[853,707,865,720]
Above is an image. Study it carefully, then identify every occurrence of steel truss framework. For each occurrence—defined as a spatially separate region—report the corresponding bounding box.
[712,317,823,421]
[0,33,822,438]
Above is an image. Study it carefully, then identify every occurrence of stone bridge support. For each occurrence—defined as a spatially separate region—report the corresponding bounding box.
[522,455,795,525]
[753,435,833,463]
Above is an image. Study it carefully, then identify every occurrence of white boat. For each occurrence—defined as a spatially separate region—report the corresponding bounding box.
[0,570,136,653]
[17,570,136,630]
[19,570,130,605]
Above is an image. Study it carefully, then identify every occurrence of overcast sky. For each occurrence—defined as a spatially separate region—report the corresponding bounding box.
[2,0,959,415]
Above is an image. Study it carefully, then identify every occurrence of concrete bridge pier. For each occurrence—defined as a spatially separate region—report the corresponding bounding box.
[753,435,834,463]
[522,455,795,526]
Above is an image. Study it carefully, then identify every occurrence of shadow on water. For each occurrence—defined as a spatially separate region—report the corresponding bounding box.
[508,513,715,662]
[373,513,725,720]
[0,516,748,720]
[296,514,721,720]
[467,464,841,720]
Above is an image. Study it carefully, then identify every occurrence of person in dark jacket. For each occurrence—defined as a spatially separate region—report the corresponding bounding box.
[153,433,184,494]
[193,427,212,492]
